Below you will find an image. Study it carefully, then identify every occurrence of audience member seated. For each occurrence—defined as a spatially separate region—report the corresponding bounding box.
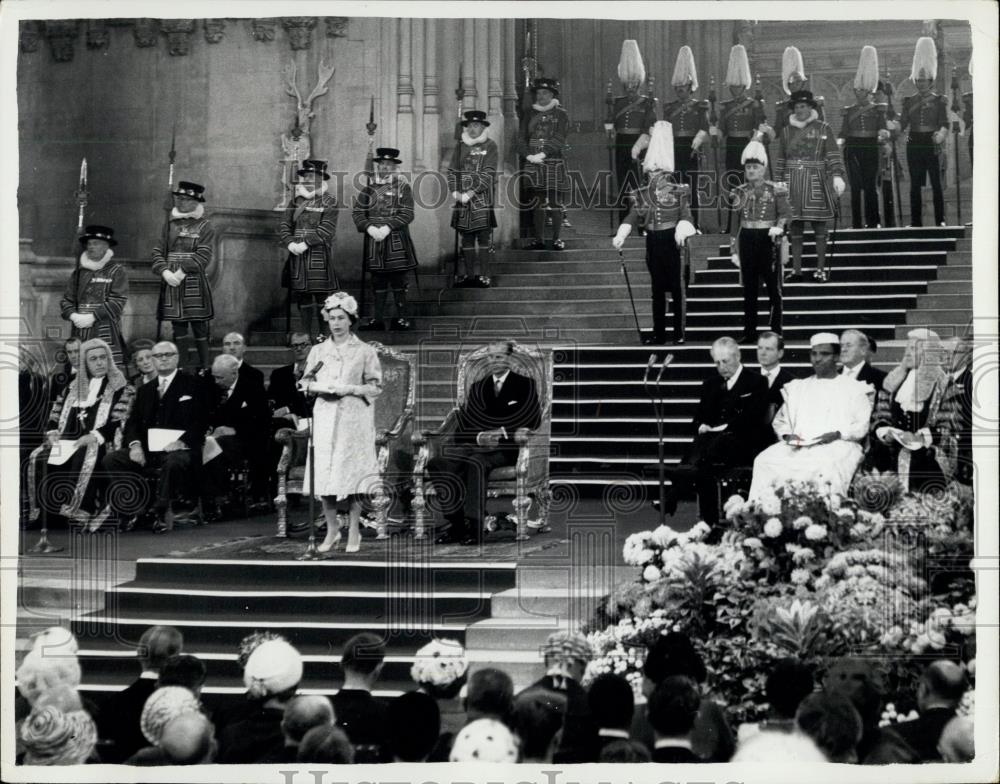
[511,689,566,763]
[599,739,652,763]
[266,695,335,763]
[19,702,98,766]
[129,339,158,388]
[464,668,515,726]
[218,638,303,763]
[201,353,270,517]
[749,332,873,502]
[27,338,134,531]
[267,332,314,494]
[387,691,442,762]
[157,654,207,698]
[129,709,216,766]
[19,345,50,524]
[739,657,816,741]
[449,718,519,763]
[332,632,390,763]
[756,331,798,426]
[731,728,826,763]
[428,340,542,545]
[15,627,84,713]
[893,660,968,762]
[128,685,202,764]
[296,724,355,764]
[822,658,915,764]
[222,331,265,389]
[937,716,974,763]
[839,329,886,391]
[633,631,735,762]
[926,336,973,485]
[410,638,468,739]
[795,692,865,762]
[647,676,704,763]
[584,673,636,761]
[104,625,183,763]
[48,337,80,405]
[667,337,769,526]
[869,328,950,491]
[102,341,207,533]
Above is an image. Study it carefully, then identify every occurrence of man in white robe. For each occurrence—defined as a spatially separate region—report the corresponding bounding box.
[749,332,873,500]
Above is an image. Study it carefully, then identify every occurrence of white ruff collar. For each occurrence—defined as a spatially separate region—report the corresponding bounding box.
[172,203,205,220]
[295,182,329,200]
[79,248,114,270]
[533,99,561,112]
[462,130,489,147]
[789,109,819,129]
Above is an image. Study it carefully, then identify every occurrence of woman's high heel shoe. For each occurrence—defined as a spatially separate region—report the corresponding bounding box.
[317,529,342,554]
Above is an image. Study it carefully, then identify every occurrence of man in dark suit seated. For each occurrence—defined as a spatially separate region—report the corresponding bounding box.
[757,331,797,428]
[428,340,542,545]
[666,337,769,526]
[266,332,314,499]
[222,331,265,390]
[201,354,270,519]
[648,676,704,763]
[839,329,886,393]
[102,341,206,532]
[893,660,968,762]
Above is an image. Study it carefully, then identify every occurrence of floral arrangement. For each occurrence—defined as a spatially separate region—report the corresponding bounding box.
[410,638,468,699]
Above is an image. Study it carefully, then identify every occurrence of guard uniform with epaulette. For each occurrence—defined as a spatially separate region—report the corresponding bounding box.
[151,181,215,370]
[612,40,658,221]
[901,37,950,227]
[612,121,698,346]
[729,141,791,342]
[839,46,890,228]
[448,110,498,288]
[662,46,709,229]
[352,147,419,330]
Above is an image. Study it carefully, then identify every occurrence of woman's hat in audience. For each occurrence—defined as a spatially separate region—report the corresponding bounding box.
[141,686,201,746]
[461,110,490,127]
[237,631,287,671]
[297,160,331,180]
[172,181,206,201]
[411,638,468,697]
[78,225,117,247]
[323,291,359,318]
[16,630,82,707]
[243,639,303,698]
[20,705,97,765]
[542,631,592,667]
[449,718,519,763]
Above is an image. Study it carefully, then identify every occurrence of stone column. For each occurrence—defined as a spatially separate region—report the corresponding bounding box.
[421,18,440,176]
[488,19,503,119]
[462,19,477,110]
[397,17,414,166]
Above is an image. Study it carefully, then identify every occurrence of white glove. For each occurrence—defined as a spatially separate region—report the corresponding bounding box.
[832,176,846,196]
[76,313,96,329]
[526,153,542,164]
[460,192,472,204]
[287,242,300,255]
[366,226,381,240]
[875,426,893,444]
[691,129,708,152]
[877,129,890,142]
[161,270,180,287]
[757,123,774,140]
[631,134,649,160]
[709,125,720,137]
[296,242,309,255]
[933,129,947,145]
[675,219,697,247]
[535,152,546,162]
[69,313,85,327]
[611,224,632,250]
[730,252,741,268]
[768,226,784,239]
[451,191,462,202]
[836,137,845,147]
[376,225,392,241]
[886,119,900,133]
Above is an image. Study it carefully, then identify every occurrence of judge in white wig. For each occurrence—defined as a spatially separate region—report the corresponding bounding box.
[613,121,697,345]
[748,332,874,501]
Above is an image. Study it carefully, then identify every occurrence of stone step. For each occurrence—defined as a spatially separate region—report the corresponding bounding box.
[905,308,973,326]
[925,281,975,294]
[895,323,970,339]
[936,265,972,281]
[490,588,615,624]
[915,294,973,309]
[464,617,569,650]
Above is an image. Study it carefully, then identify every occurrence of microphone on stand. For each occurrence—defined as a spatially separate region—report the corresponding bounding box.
[652,354,674,525]
[297,360,325,392]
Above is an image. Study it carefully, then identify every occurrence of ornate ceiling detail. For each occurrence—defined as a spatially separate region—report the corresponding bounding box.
[248,18,276,43]
[43,20,79,62]
[282,17,317,51]
[19,21,42,53]
[133,19,159,48]
[86,20,109,50]
[204,19,226,44]
[161,19,196,56]
[325,17,349,38]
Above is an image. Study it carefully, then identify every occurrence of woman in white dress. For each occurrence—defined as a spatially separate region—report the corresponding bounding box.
[300,292,382,552]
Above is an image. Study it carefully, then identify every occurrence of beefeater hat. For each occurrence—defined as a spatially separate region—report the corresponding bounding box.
[671,46,698,92]
[618,40,646,90]
[854,46,880,93]
[910,36,938,82]
[725,44,752,89]
[643,120,675,173]
[781,46,806,95]
[172,181,206,202]
[741,139,768,167]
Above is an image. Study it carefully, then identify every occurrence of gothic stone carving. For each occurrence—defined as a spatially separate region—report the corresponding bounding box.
[20,21,41,53]
[204,19,226,43]
[161,19,196,56]
[43,21,79,62]
[325,17,348,38]
[86,20,109,50]
[282,17,317,51]
[249,18,276,43]
[133,19,158,48]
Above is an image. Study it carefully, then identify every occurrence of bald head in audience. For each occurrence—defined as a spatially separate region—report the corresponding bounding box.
[282,695,335,747]
[918,660,968,712]
[159,712,216,765]
[938,716,974,762]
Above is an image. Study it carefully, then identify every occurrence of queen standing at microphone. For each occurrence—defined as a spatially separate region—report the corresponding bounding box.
[299,292,382,553]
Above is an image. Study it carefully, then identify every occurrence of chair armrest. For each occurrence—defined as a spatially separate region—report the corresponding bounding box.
[377,409,413,447]
[514,427,535,445]
[274,427,295,445]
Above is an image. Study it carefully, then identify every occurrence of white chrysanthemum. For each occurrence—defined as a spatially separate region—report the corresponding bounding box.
[758,490,782,517]
[689,521,713,541]
[622,532,656,566]
[790,568,811,585]
[724,495,746,518]
[792,515,812,530]
[926,628,947,649]
[792,547,815,564]
[804,524,827,541]
[650,525,678,548]
[743,537,763,549]
[763,518,783,538]
[642,564,662,582]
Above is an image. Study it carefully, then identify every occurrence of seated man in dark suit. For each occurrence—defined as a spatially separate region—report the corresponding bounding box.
[839,329,886,394]
[893,660,967,762]
[756,331,797,429]
[222,331,265,390]
[102,341,206,532]
[201,353,270,518]
[667,337,769,526]
[428,340,542,545]
[266,333,313,495]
